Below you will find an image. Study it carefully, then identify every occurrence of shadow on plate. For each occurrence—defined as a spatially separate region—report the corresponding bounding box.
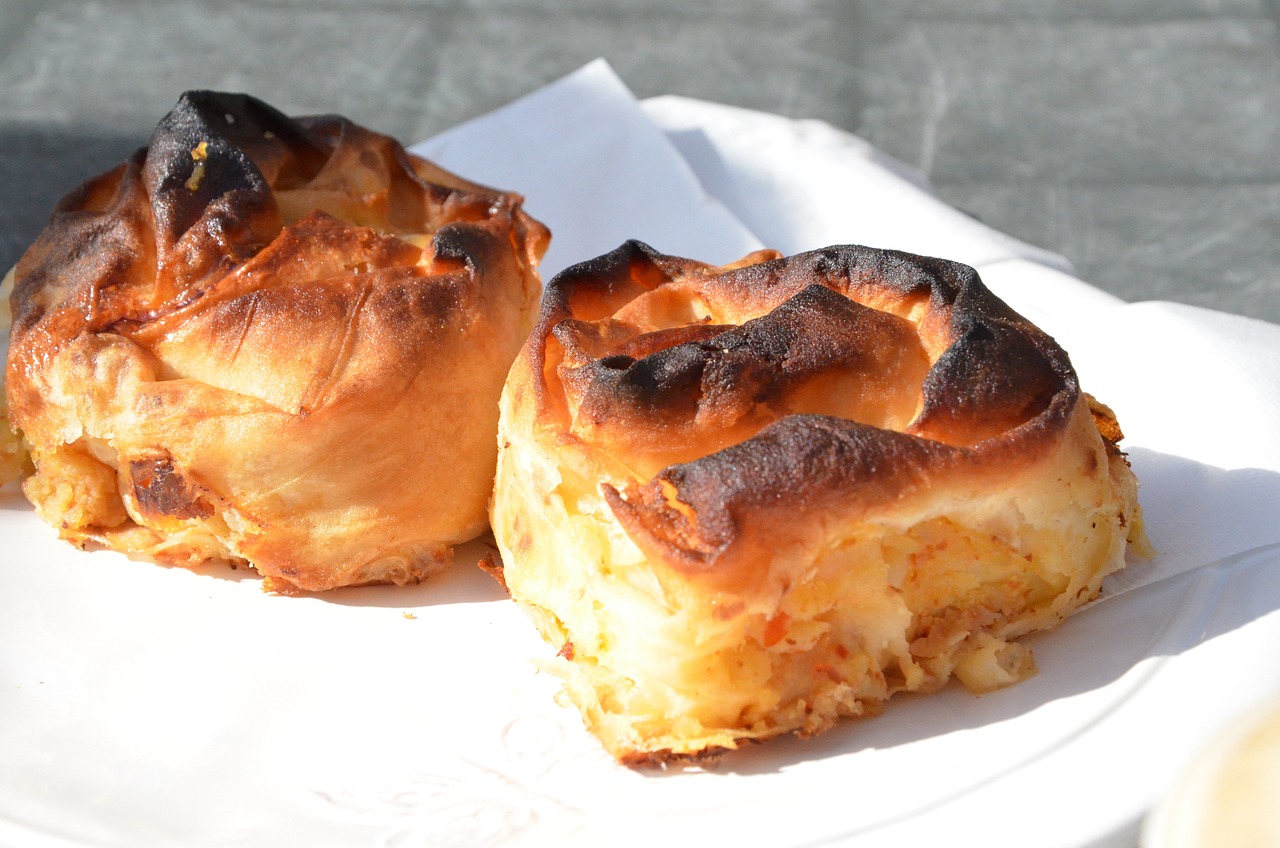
[321,536,510,608]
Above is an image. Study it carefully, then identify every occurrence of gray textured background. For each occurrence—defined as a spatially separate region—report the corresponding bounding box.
[2,0,1278,321]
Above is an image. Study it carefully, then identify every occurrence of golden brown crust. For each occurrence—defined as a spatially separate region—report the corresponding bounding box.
[529,241,1082,588]
[492,240,1147,763]
[6,91,549,592]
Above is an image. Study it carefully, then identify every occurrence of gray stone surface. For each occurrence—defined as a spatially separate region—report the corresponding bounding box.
[2,0,1278,323]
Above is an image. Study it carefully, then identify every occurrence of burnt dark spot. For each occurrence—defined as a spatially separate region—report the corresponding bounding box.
[129,456,214,520]
[577,284,908,423]
[961,321,994,343]
[913,318,1066,445]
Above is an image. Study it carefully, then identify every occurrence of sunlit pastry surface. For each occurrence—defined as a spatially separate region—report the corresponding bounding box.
[4,91,549,592]
[492,240,1147,763]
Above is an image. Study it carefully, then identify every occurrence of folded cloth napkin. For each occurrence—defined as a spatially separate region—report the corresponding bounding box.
[415,59,761,281]
[414,58,1280,602]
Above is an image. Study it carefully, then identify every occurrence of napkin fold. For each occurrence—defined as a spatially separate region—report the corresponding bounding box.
[412,59,761,281]
[417,59,1280,601]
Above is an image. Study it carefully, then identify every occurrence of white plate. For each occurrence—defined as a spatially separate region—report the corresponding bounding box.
[3,481,1279,848]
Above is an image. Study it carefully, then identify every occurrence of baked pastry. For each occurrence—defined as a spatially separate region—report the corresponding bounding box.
[491,240,1148,763]
[4,91,549,592]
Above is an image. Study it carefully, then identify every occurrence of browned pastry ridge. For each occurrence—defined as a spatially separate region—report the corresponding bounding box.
[3,91,548,592]
[491,240,1149,763]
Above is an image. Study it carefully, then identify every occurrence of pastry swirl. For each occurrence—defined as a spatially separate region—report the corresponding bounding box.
[4,91,549,592]
[492,240,1146,762]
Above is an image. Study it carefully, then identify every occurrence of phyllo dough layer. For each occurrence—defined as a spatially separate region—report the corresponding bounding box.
[4,91,549,592]
[491,240,1147,763]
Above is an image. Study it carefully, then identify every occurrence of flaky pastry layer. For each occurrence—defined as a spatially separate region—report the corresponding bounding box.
[491,241,1147,763]
[5,91,548,591]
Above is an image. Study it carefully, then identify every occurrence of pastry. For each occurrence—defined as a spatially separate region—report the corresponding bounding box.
[4,91,549,592]
[491,240,1148,763]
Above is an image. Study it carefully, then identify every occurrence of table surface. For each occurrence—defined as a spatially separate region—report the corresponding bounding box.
[2,1,1278,324]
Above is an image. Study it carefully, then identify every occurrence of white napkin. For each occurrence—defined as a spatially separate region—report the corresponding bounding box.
[412,59,762,280]
[416,59,1280,601]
